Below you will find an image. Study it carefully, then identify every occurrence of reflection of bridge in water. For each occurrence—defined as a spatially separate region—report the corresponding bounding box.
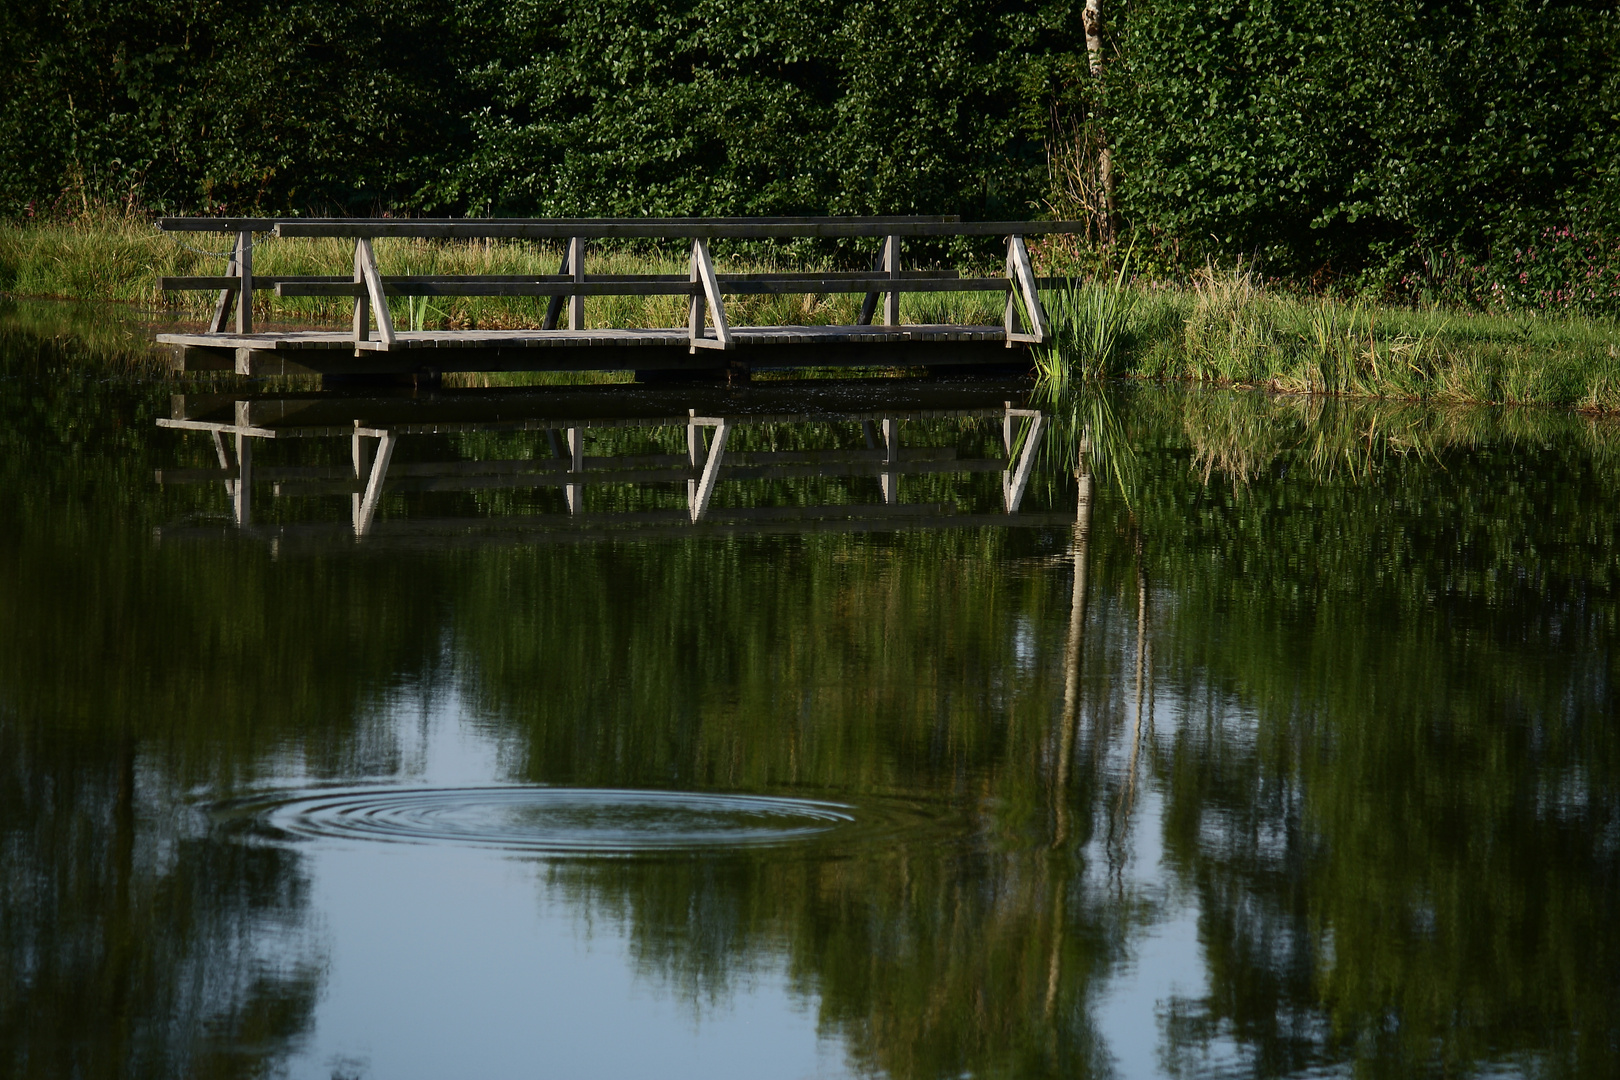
[154,379,1067,545]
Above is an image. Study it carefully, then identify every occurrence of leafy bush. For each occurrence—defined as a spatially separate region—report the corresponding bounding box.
[1108,0,1620,289]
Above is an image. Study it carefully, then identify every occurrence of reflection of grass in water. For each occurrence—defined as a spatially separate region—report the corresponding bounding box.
[0,296,184,375]
[1038,378,1620,498]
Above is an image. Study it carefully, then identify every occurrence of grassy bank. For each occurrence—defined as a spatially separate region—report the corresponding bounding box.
[4,216,1618,408]
[1039,266,1620,411]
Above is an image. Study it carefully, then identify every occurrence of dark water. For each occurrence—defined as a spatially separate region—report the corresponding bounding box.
[2,303,1617,1079]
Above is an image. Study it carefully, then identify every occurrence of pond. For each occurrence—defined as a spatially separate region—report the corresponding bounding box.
[2,301,1616,1079]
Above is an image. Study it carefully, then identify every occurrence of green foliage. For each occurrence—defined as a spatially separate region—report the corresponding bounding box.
[1108,0,1620,286]
[0,0,1084,222]
[0,1,477,214]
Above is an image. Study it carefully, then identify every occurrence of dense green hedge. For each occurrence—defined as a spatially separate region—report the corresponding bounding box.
[2,1,1616,288]
[1110,0,1620,284]
[0,0,1078,220]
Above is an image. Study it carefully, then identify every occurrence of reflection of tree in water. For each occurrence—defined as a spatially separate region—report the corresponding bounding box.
[0,352,451,1079]
[0,724,322,1079]
[500,443,1161,1079]
[1129,408,1620,1077]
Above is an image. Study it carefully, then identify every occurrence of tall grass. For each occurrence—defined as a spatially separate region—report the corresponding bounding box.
[1037,262,1620,411]
[0,211,1005,331]
[1035,254,1133,394]
[7,213,1620,409]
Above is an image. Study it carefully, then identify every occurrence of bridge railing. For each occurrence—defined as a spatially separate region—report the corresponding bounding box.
[155,216,1081,352]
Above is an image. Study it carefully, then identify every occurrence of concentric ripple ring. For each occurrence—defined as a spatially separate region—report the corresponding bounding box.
[231,786,860,854]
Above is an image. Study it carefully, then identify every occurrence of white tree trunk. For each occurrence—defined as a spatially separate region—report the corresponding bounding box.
[1083,0,1117,244]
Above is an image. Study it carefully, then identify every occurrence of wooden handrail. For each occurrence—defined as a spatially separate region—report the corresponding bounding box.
[156,215,1084,239]
[157,215,967,233]
[159,273,1014,297]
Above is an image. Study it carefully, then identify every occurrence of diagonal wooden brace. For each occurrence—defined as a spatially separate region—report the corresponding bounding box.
[352,238,397,348]
[1003,235,1048,345]
[688,239,734,351]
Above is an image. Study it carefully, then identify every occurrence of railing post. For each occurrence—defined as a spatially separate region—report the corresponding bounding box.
[353,238,396,348]
[568,236,585,330]
[352,241,370,343]
[883,234,901,326]
[235,230,253,335]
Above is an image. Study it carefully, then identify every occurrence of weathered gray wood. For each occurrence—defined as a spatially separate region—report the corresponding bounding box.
[355,239,396,347]
[270,275,1003,298]
[688,239,733,351]
[1003,239,1023,343]
[235,232,254,335]
[566,237,585,330]
[1007,236,1049,342]
[687,251,703,345]
[883,235,901,326]
[271,219,1090,240]
[352,244,370,342]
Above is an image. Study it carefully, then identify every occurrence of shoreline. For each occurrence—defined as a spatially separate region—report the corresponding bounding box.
[3,219,1618,410]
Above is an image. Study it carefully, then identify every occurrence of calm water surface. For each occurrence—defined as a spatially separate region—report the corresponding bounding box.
[2,304,1616,1078]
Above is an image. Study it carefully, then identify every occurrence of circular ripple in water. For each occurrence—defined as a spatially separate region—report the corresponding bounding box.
[230,786,863,854]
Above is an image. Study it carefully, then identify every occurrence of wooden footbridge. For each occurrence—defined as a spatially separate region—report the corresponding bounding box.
[152,379,1061,546]
[154,216,1080,379]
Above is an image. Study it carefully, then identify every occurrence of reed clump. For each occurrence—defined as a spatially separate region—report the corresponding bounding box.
[1039,262,1620,411]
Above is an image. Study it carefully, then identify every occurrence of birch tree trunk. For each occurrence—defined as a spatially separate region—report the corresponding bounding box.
[1083,0,1116,245]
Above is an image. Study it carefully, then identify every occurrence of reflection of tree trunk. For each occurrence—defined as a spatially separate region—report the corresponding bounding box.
[1047,446,1094,1025]
[1083,0,1116,244]
[1054,444,1094,849]
[1123,531,1149,815]
[1044,854,1068,1023]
